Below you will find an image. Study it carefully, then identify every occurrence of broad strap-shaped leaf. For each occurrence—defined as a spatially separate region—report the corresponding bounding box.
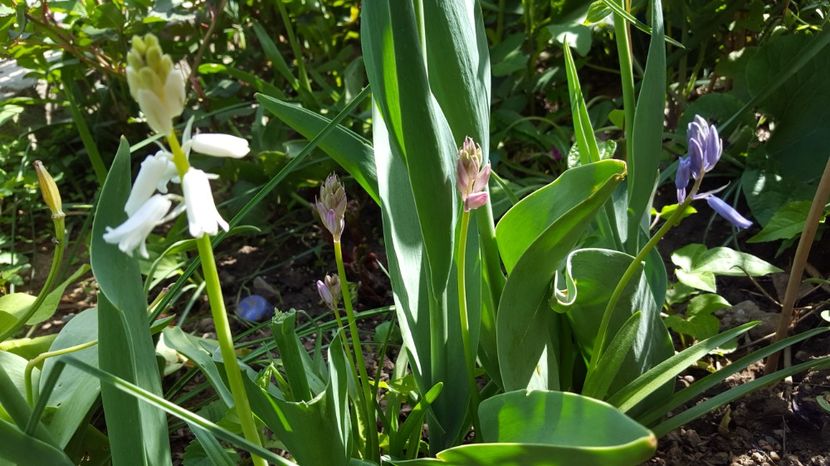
[391,390,656,466]
[553,248,673,405]
[90,137,171,465]
[39,308,100,448]
[245,332,351,466]
[163,327,235,408]
[0,418,72,466]
[496,161,626,391]
[256,94,380,204]
[608,322,758,412]
[362,0,457,297]
[625,0,665,250]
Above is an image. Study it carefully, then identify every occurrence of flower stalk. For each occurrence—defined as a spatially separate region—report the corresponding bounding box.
[166,131,267,466]
[334,239,378,461]
[0,163,66,341]
[455,210,481,439]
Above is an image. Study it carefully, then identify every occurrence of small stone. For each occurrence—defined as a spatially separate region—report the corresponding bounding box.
[770,452,780,461]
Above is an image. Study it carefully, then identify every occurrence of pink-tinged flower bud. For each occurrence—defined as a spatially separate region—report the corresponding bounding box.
[315,173,347,241]
[316,274,341,310]
[456,136,491,212]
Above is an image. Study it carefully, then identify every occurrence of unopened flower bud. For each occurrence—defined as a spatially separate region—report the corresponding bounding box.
[126,33,185,135]
[33,161,63,219]
[315,173,347,241]
[456,136,491,212]
[316,274,341,310]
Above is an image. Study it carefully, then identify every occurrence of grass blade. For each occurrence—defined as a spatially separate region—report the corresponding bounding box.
[607,322,758,412]
[653,357,830,437]
[562,43,600,165]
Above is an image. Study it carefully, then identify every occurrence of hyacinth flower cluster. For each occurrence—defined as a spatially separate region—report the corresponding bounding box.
[103,34,250,257]
[105,33,267,465]
[456,136,491,212]
[675,115,753,230]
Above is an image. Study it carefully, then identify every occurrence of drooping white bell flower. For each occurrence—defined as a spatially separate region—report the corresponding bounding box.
[124,151,178,215]
[103,194,172,258]
[182,168,229,238]
[189,133,250,159]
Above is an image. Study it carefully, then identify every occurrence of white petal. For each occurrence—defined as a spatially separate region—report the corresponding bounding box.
[163,68,186,118]
[190,133,250,159]
[137,89,171,135]
[125,151,176,215]
[182,168,229,238]
[103,194,172,258]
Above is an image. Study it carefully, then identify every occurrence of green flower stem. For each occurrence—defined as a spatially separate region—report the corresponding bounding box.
[25,339,98,404]
[456,211,481,439]
[589,173,704,373]
[167,132,267,466]
[334,239,378,461]
[0,216,66,342]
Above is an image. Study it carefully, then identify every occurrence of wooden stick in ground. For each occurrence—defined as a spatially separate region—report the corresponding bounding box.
[766,155,830,373]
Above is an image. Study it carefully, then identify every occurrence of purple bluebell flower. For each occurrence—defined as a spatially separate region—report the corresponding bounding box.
[687,115,722,178]
[674,115,753,230]
[237,294,274,322]
[702,195,753,230]
[675,156,691,204]
[316,274,341,311]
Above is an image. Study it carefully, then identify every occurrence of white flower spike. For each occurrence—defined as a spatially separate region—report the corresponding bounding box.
[190,133,250,159]
[182,168,229,238]
[124,151,178,216]
[103,194,172,258]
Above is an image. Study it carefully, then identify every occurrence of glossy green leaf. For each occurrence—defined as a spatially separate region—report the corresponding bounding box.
[748,200,820,243]
[89,137,171,465]
[39,308,99,448]
[245,333,351,466]
[553,248,673,406]
[0,264,89,331]
[362,1,474,449]
[496,160,626,273]
[59,357,295,466]
[671,244,782,292]
[562,43,600,165]
[0,418,72,466]
[256,93,379,204]
[626,0,665,250]
[392,390,656,466]
[638,327,830,426]
[496,161,626,391]
[583,312,641,399]
[663,294,729,342]
[607,322,758,412]
[162,327,234,408]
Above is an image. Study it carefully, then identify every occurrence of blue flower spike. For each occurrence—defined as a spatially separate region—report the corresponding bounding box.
[237,294,274,322]
[675,115,752,230]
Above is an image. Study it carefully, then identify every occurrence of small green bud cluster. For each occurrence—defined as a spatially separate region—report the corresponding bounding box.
[126,33,185,135]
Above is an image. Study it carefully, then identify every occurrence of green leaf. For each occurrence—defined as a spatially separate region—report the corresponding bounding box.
[626,0,665,249]
[562,43,600,165]
[162,327,234,408]
[663,294,729,342]
[607,322,758,412]
[391,390,656,466]
[496,161,626,273]
[638,327,830,426]
[89,137,171,465]
[553,248,673,403]
[39,308,100,448]
[245,333,351,466]
[496,161,626,391]
[671,244,782,292]
[748,200,822,243]
[0,418,72,466]
[583,312,641,398]
[0,264,89,331]
[256,94,380,204]
[59,357,296,466]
